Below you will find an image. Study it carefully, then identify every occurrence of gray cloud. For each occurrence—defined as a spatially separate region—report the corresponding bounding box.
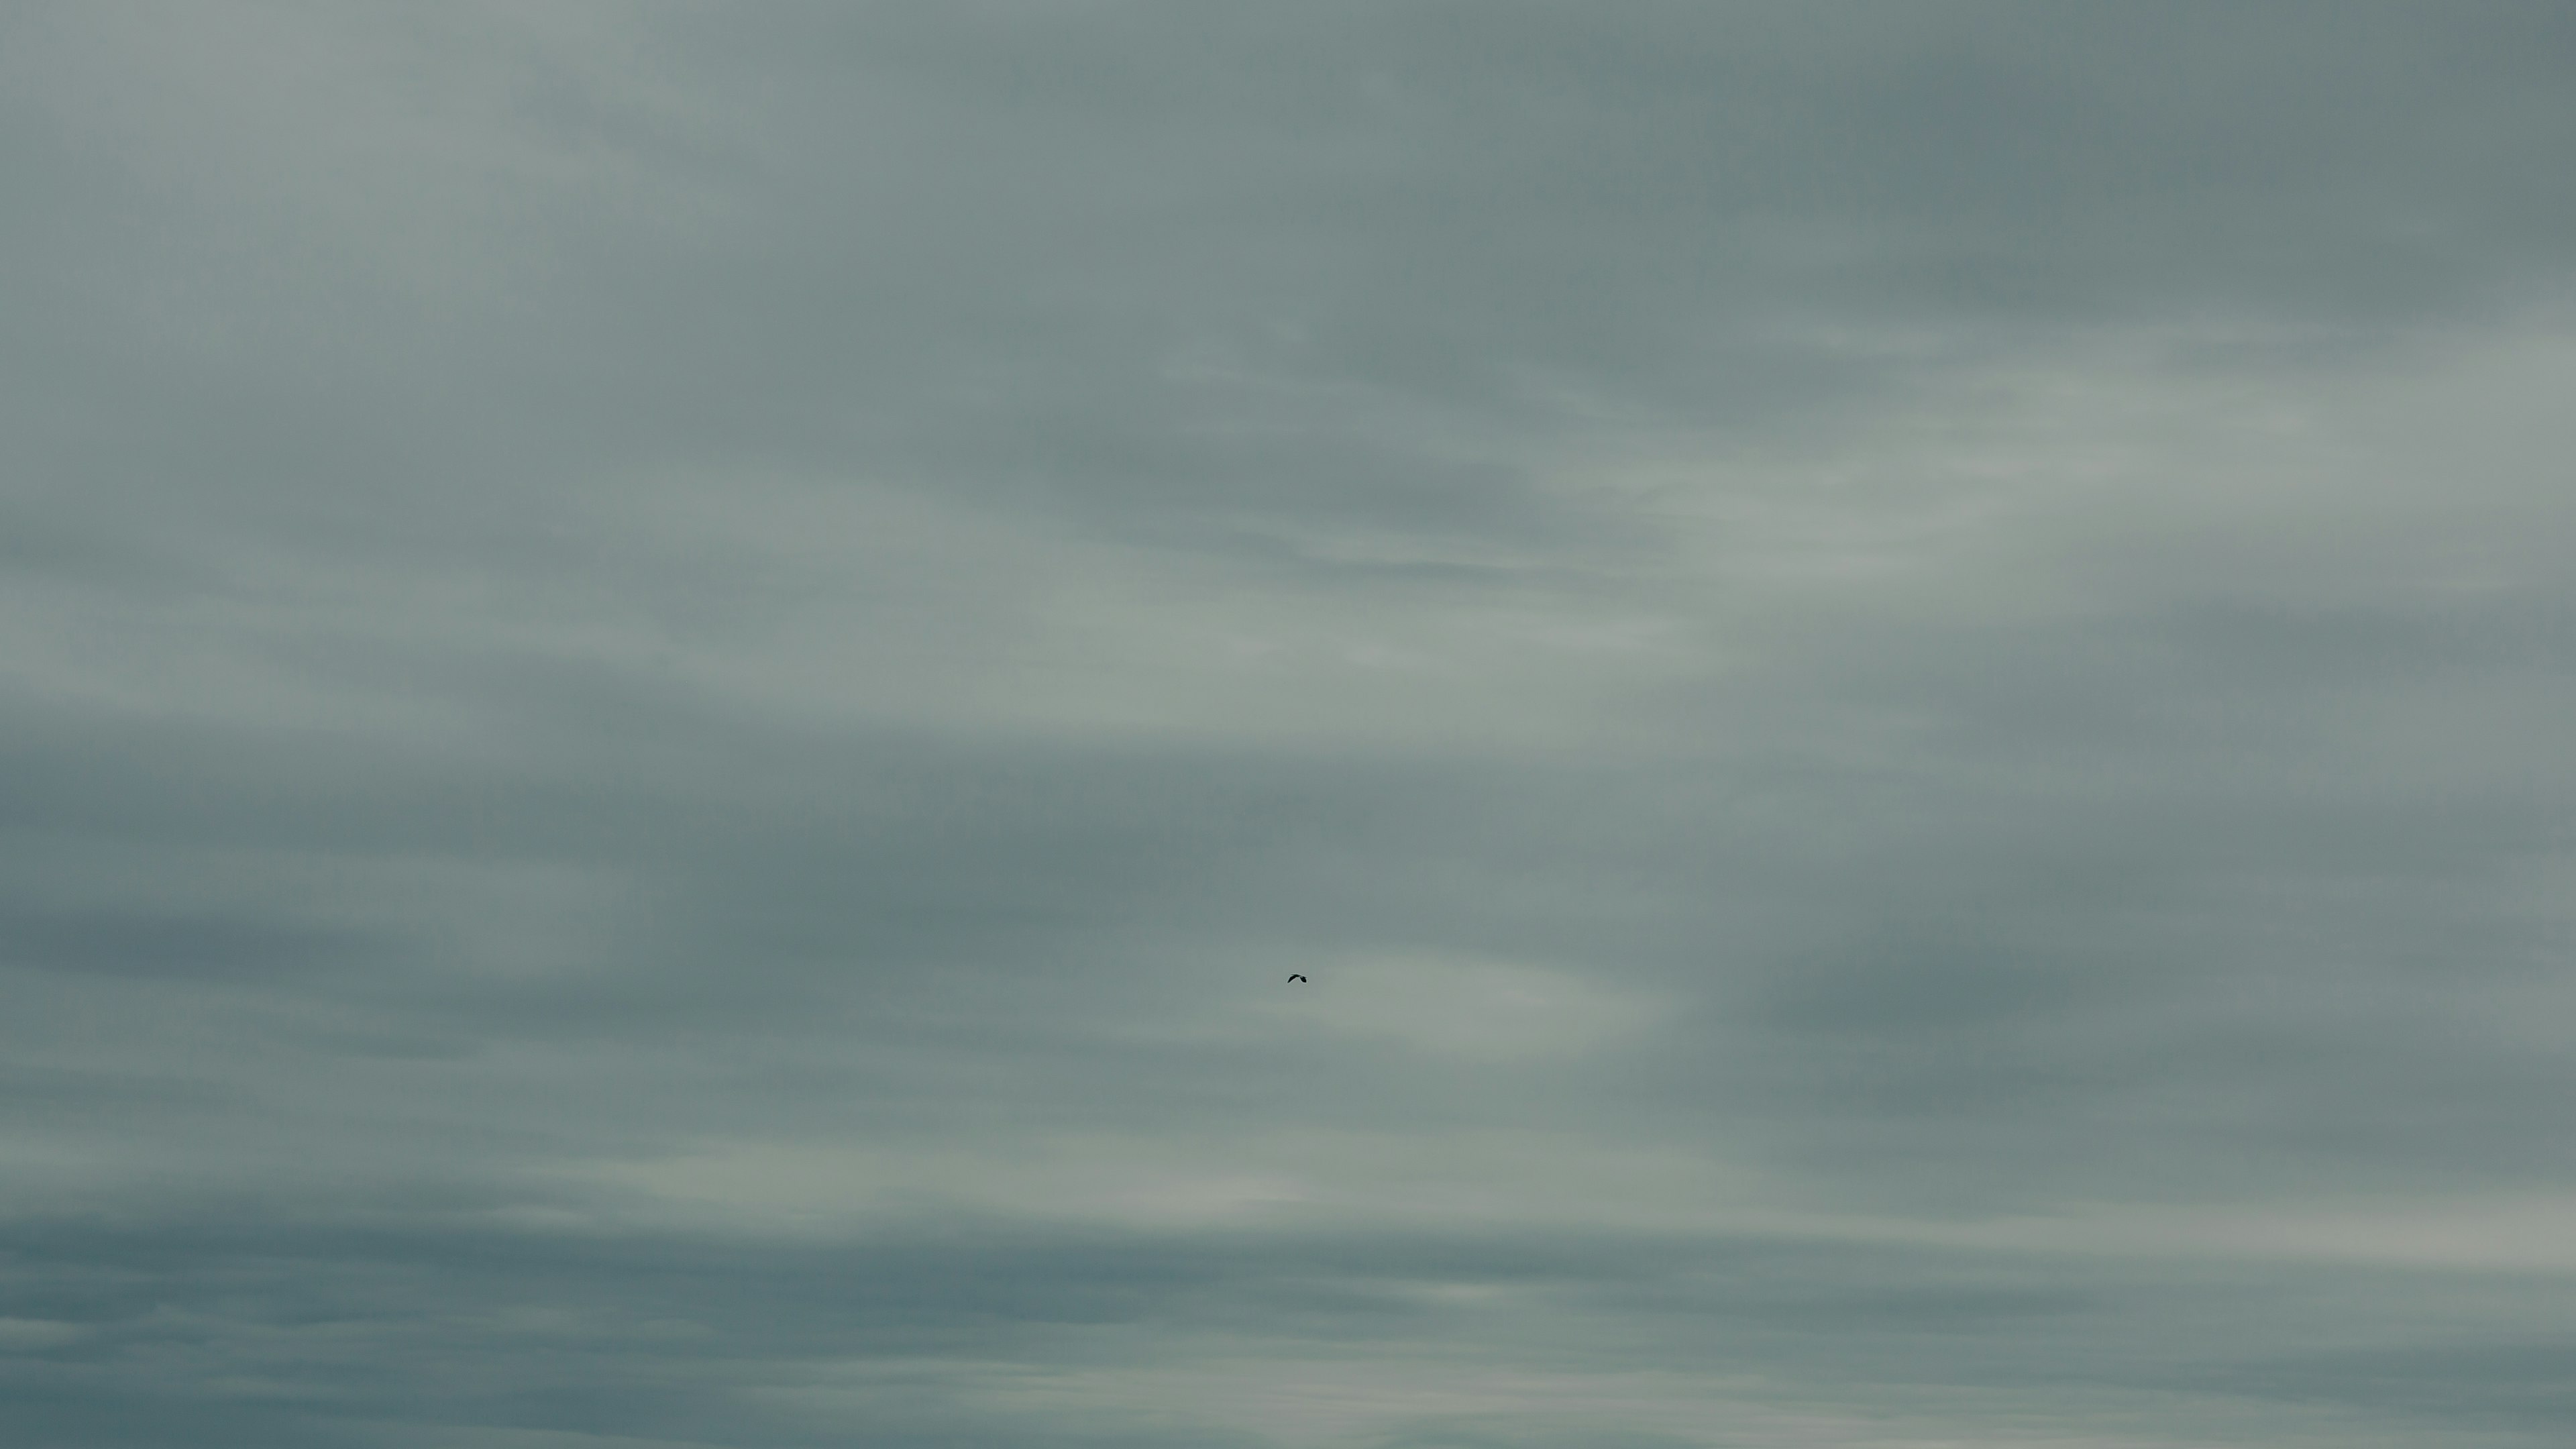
[6,2,2576,1444]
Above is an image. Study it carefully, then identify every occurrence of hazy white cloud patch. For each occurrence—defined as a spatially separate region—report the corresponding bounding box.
[1253,951,1656,1062]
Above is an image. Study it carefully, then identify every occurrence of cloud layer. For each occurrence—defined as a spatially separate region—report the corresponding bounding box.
[6,3,2576,1444]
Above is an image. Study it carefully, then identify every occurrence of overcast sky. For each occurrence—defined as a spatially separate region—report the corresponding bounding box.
[6,4,2576,1446]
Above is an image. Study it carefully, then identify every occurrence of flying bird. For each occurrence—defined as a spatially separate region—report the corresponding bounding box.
[1287,973,1308,983]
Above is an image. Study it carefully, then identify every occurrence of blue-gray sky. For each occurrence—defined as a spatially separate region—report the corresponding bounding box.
[6,4,2576,1446]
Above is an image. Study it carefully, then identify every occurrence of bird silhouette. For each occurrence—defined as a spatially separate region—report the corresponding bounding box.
[1287,973,1308,983]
